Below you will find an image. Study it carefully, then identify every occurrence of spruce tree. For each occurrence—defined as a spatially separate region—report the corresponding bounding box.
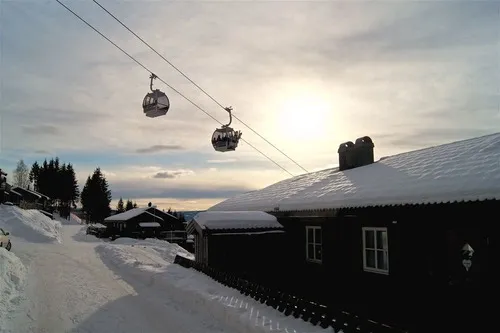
[29,161,40,191]
[125,199,133,211]
[66,163,79,206]
[80,168,111,223]
[116,197,125,213]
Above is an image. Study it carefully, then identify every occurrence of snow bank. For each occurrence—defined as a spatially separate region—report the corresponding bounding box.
[54,212,82,225]
[0,205,62,243]
[0,249,27,322]
[96,240,331,333]
[72,225,103,243]
[111,237,194,263]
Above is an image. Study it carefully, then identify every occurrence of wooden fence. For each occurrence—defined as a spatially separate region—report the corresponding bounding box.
[174,254,411,333]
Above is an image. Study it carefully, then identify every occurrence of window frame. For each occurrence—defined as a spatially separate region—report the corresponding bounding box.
[362,227,389,275]
[305,225,322,264]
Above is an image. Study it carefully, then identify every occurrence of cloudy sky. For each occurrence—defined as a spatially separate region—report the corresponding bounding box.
[1,0,498,211]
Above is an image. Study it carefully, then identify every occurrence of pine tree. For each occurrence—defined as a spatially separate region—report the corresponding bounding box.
[133,201,138,208]
[125,199,133,211]
[80,167,112,223]
[116,197,125,213]
[80,176,91,222]
[66,163,79,206]
[29,161,40,191]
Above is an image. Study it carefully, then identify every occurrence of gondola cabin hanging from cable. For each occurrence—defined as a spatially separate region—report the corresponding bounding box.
[212,107,242,152]
[142,73,170,118]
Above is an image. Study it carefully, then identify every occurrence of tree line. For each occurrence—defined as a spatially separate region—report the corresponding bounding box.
[28,158,80,212]
[13,158,186,224]
[116,197,138,213]
[115,198,186,222]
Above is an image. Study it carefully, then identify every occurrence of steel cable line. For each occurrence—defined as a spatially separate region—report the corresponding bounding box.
[54,0,294,177]
[91,0,309,174]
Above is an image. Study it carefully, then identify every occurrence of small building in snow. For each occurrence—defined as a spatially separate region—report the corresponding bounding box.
[103,206,185,240]
[2,183,22,205]
[12,186,51,209]
[208,132,499,330]
[186,211,285,283]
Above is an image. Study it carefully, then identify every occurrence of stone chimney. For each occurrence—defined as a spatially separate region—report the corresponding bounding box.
[338,136,374,171]
[337,141,356,171]
[354,136,375,167]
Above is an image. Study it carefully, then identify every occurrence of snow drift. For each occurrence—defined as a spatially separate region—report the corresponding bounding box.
[54,212,82,226]
[0,205,62,243]
[0,248,27,323]
[111,237,194,262]
[96,239,330,333]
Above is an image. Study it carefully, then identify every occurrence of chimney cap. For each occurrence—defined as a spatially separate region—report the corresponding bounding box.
[337,141,355,153]
[355,136,374,147]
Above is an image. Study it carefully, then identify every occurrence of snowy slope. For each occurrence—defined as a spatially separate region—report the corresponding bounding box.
[96,241,331,333]
[0,248,27,324]
[0,205,62,243]
[5,224,238,333]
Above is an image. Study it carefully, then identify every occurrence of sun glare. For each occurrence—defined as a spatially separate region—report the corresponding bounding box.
[277,94,331,140]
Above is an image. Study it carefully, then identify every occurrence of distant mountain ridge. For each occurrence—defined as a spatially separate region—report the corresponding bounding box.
[180,210,204,221]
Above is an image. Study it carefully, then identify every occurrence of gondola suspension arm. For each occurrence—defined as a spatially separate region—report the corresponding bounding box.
[223,106,233,128]
[149,73,157,92]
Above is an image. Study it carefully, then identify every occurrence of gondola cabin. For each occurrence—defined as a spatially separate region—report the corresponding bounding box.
[143,89,170,118]
[212,127,241,152]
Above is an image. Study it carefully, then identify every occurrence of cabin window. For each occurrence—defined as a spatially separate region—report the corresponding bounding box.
[362,227,389,274]
[305,226,322,263]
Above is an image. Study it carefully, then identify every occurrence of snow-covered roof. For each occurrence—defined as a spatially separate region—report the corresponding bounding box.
[12,186,41,199]
[104,208,164,222]
[209,132,500,212]
[88,223,107,228]
[12,186,50,200]
[139,222,161,227]
[191,211,283,230]
[10,189,22,197]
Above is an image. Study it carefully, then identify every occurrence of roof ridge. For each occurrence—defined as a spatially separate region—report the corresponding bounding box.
[380,131,500,162]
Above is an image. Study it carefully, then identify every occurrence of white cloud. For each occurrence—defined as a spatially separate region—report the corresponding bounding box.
[101,170,116,178]
[207,159,237,164]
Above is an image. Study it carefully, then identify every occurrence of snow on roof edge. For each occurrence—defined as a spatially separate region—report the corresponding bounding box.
[191,211,283,231]
[208,132,500,212]
[104,208,164,222]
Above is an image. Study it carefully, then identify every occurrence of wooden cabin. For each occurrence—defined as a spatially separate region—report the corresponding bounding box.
[186,211,285,283]
[103,206,186,241]
[207,132,499,331]
[12,186,50,209]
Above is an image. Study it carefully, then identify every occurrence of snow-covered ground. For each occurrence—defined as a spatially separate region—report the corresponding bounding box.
[0,248,27,326]
[97,241,332,333]
[0,205,330,333]
[0,205,62,244]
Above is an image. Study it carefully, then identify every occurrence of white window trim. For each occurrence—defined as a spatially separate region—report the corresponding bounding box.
[305,226,322,264]
[362,227,389,275]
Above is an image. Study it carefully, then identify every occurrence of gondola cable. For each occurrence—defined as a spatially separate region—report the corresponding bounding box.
[54,0,295,177]
[91,0,308,174]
